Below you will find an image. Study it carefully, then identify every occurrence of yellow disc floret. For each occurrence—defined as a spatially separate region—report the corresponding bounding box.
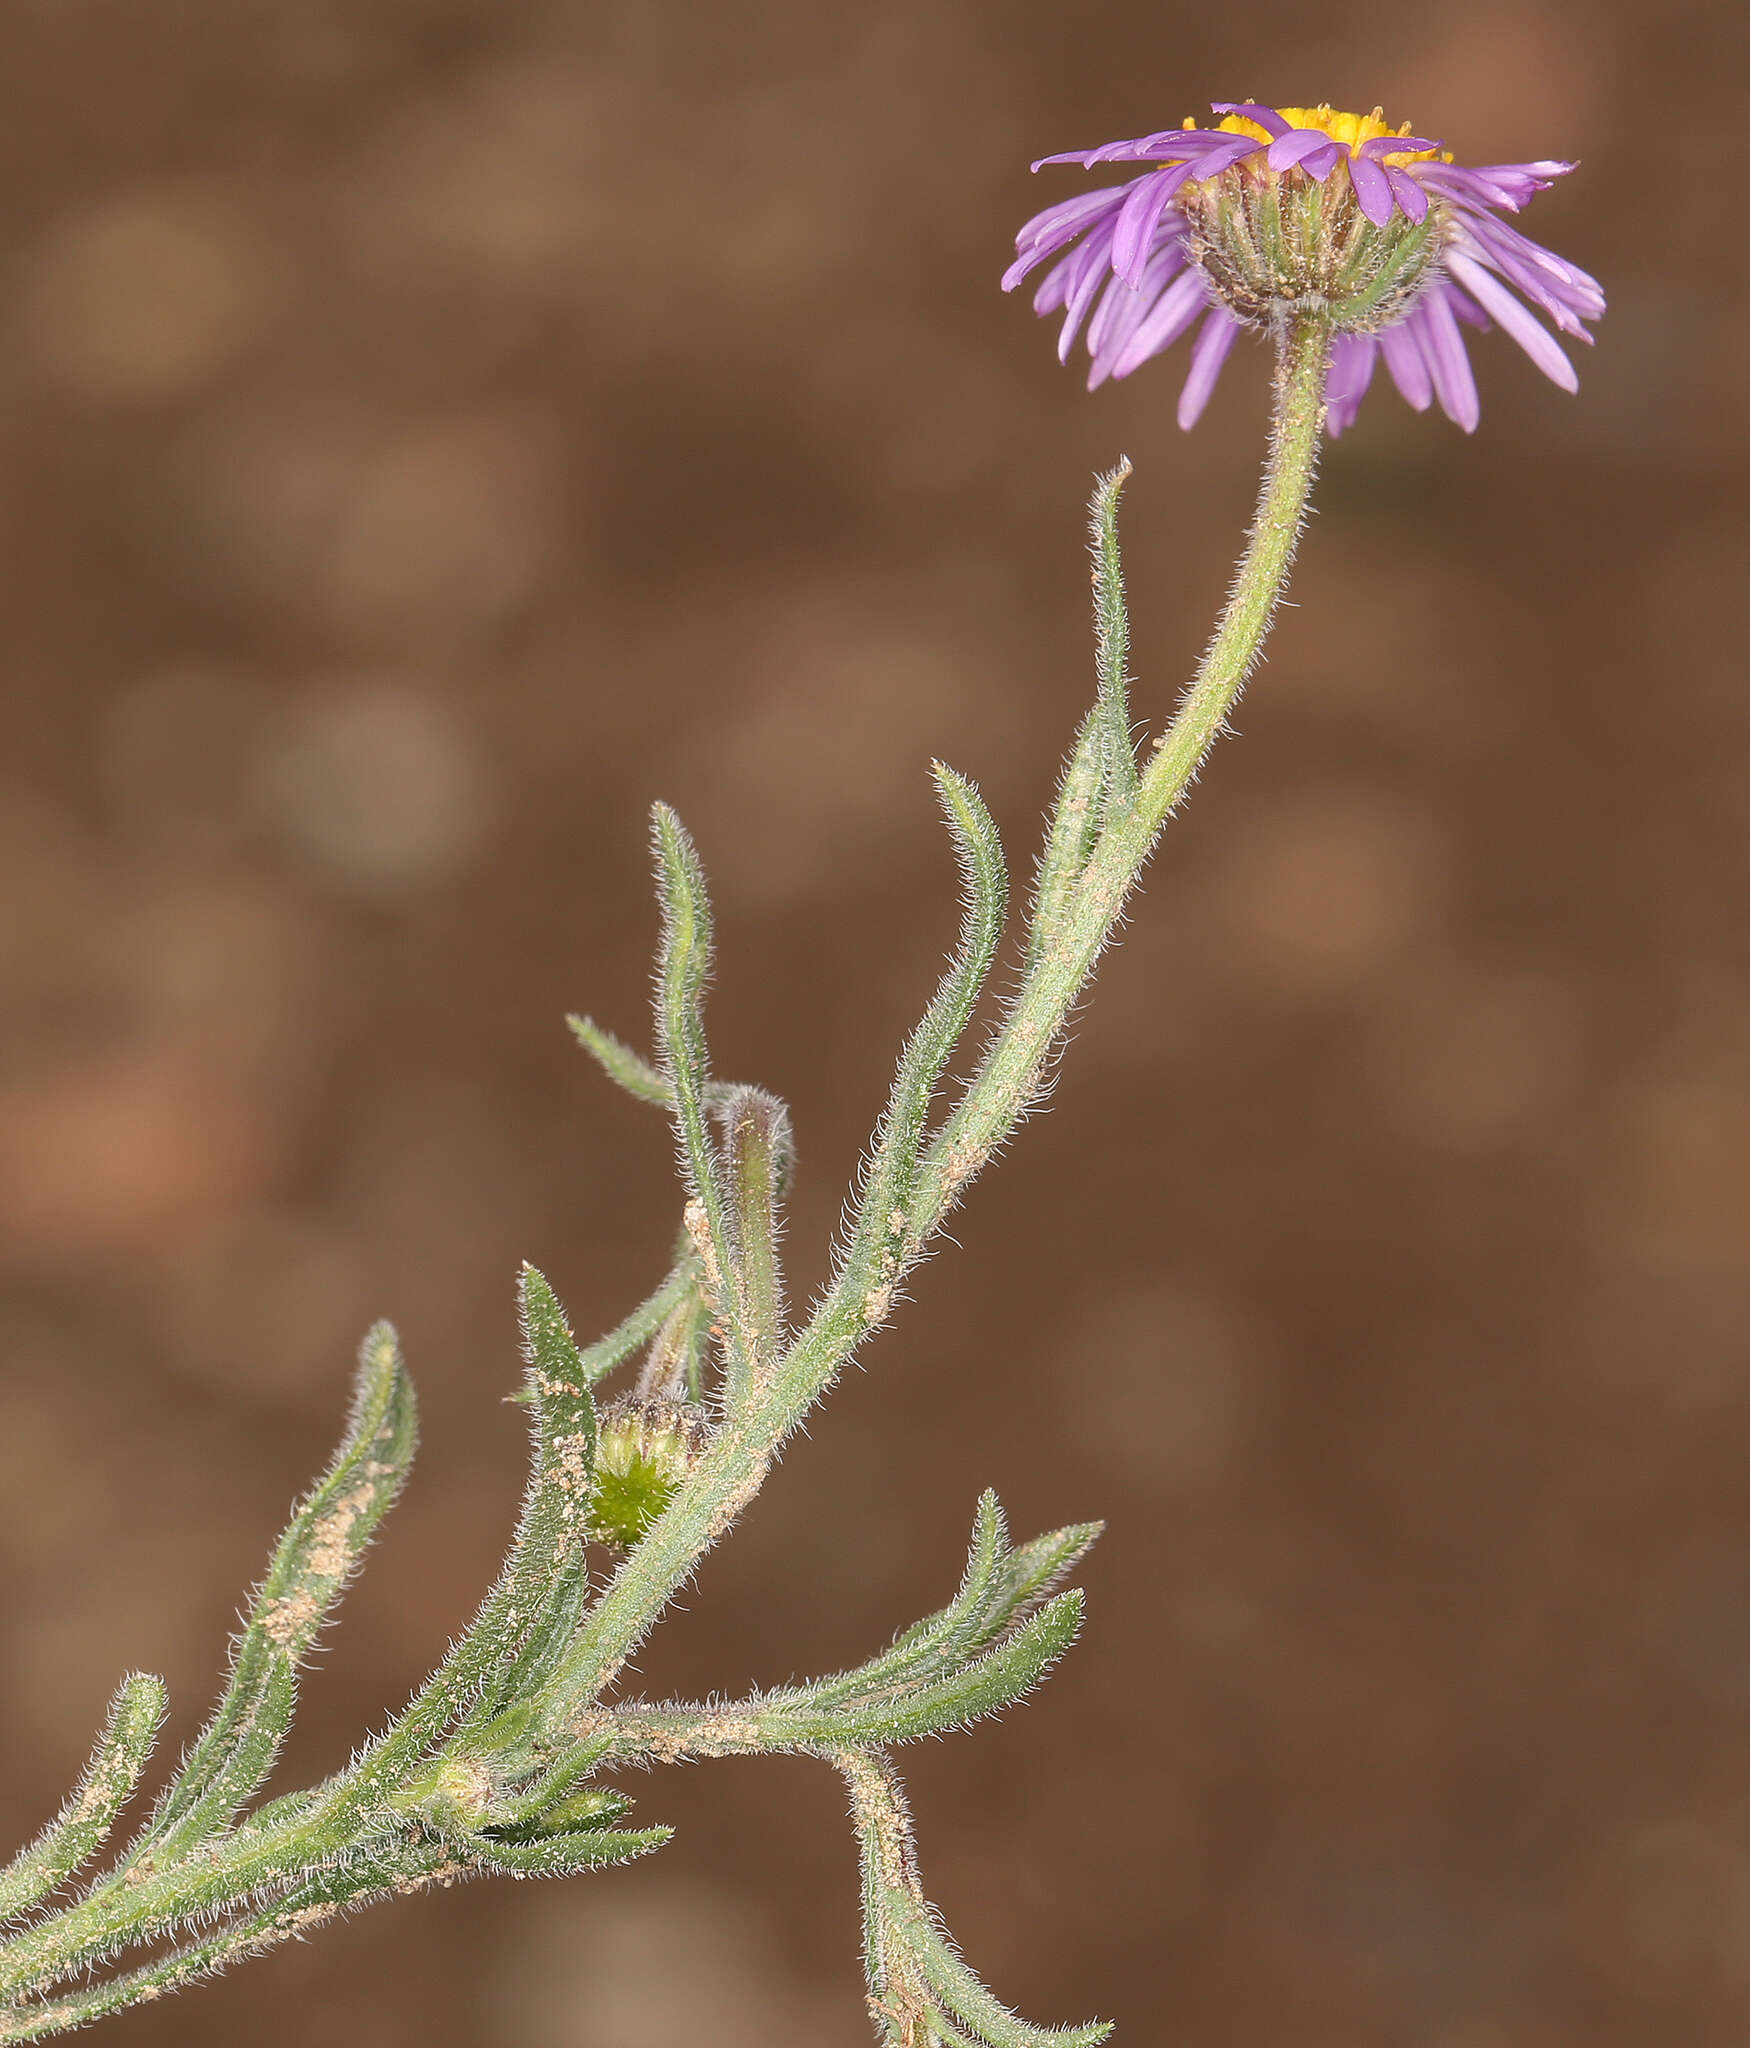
[1205,104,1445,169]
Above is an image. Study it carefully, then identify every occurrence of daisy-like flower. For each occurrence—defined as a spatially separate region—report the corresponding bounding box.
[1002,102,1604,432]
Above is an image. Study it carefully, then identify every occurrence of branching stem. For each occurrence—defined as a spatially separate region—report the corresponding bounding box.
[530,316,1332,1726]
[0,317,1333,2045]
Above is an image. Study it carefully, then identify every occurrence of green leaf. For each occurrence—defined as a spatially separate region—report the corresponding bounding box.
[842,1747,1111,2048]
[1026,711,1106,975]
[714,1084,794,1397]
[566,1257,703,1392]
[649,803,747,1395]
[0,1832,461,2043]
[1026,459,1137,973]
[126,1325,416,1864]
[798,1497,1100,1719]
[778,1592,1084,1747]
[567,1014,672,1107]
[469,1266,599,1715]
[832,766,1007,1334]
[910,1915,1114,2047]
[481,1790,632,1844]
[1087,456,1138,816]
[0,1673,166,1924]
[463,1824,672,1878]
[989,1520,1103,1628]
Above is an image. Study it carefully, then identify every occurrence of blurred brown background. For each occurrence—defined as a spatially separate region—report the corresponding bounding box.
[0,0,1741,2042]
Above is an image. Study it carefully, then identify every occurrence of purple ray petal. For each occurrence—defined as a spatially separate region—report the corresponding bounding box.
[1054,221,1120,360]
[1357,132,1439,158]
[1111,163,1196,285]
[1324,333,1378,436]
[1443,281,1492,331]
[1030,247,1077,316]
[1182,136,1268,179]
[1444,252,1579,391]
[1176,308,1241,428]
[1032,128,1244,171]
[1031,219,1117,316]
[1418,161,1570,211]
[1002,186,1131,291]
[1448,214,1604,324]
[1415,286,1482,430]
[1268,129,1342,171]
[1386,166,1429,222]
[1379,320,1433,410]
[1010,184,1132,255]
[1210,101,1290,136]
[1030,220,1114,333]
[1347,152,1395,225]
[1162,128,1267,150]
[1464,159,1576,186]
[1106,266,1211,383]
[1085,240,1188,362]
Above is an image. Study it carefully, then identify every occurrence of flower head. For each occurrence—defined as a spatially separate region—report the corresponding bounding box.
[589,1396,710,1550]
[1003,102,1604,432]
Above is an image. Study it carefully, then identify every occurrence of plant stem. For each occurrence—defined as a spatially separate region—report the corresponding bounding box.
[1142,310,1331,826]
[531,315,1334,1732]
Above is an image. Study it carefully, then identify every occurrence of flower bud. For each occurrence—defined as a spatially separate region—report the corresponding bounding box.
[589,1397,711,1550]
[405,1754,494,1829]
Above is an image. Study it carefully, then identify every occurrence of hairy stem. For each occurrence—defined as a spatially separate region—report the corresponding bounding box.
[531,315,1332,1730]
[0,321,1332,2040]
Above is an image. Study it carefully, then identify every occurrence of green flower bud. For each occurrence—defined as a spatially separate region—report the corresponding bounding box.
[588,1398,711,1550]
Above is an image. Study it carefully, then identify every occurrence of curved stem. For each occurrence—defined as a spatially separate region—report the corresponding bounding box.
[1142,311,1331,833]
[911,314,1331,1228]
[531,316,1334,1730]
[0,317,1335,2041]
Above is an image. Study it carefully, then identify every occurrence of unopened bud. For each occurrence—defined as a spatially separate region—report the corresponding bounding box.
[589,1398,711,1550]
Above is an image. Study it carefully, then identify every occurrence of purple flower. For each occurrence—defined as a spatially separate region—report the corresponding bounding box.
[1002,103,1604,433]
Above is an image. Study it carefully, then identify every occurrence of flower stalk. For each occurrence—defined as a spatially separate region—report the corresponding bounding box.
[3,305,1369,2048]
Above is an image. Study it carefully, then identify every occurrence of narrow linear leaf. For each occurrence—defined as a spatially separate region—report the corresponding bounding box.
[481,1789,631,1844]
[798,1502,1099,1719]
[477,1725,616,1836]
[567,1015,672,1107]
[1026,711,1106,974]
[715,1084,794,1397]
[912,1919,1114,2048]
[464,1266,599,1719]
[915,465,1151,1242]
[833,766,1007,1333]
[127,1325,416,1864]
[931,1489,1013,1666]
[0,1834,460,2046]
[0,1674,166,1925]
[569,1258,701,1390]
[567,1013,758,1123]
[840,1747,1109,2048]
[783,1592,1084,1747]
[1088,456,1138,814]
[991,1520,1103,1626]
[462,1824,671,1878]
[649,803,746,1388]
[633,1283,710,1403]
[1027,460,1138,973]
[314,1276,684,1832]
[805,1491,1009,1711]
